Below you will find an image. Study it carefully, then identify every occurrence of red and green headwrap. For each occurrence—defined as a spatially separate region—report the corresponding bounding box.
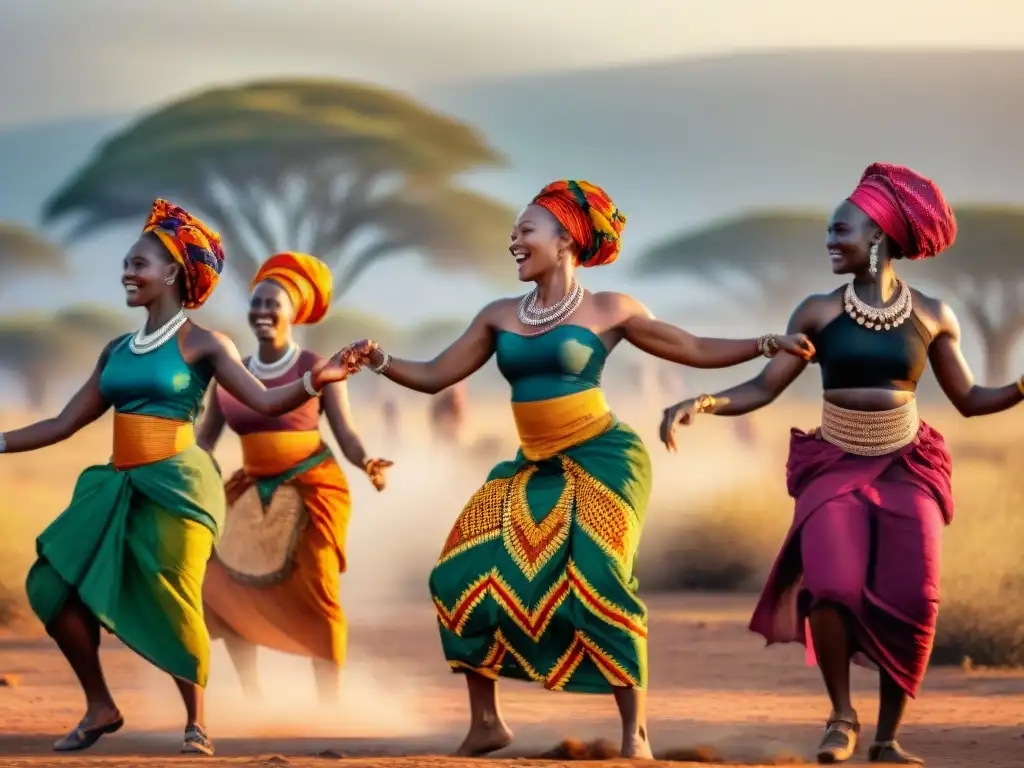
[531,180,626,268]
[142,199,225,309]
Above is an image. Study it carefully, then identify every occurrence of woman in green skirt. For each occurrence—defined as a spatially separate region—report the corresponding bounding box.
[339,180,816,759]
[0,200,357,755]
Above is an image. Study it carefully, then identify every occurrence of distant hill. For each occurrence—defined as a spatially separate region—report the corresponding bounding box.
[1,48,1022,348]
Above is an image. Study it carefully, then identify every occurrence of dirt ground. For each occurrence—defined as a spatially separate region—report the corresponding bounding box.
[0,593,1020,768]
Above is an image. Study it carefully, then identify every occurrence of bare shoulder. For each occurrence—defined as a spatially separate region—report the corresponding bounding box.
[591,291,649,318]
[478,296,520,326]
[182,321,236,355]
[789,289,843,331]
[908,285,955,336]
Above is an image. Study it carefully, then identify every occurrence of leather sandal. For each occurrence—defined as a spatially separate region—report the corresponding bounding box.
[816,712,861,764]
[53,714,125,752]
[868,740,924,764]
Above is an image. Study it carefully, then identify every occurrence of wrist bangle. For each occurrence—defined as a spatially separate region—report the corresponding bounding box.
[302,370,321,397]
[1016,376,1024,397]
[756,334,779,358]
[371,351,392,375]
[0,432,6,454]
[694,394,717,414]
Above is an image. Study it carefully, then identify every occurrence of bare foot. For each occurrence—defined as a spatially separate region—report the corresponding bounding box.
[621,731,654,760]
[454,721,514,757]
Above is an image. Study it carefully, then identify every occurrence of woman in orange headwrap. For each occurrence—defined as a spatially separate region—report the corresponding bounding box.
[337,180,814,759]
[198,252,391,703]
[2,203,360,756]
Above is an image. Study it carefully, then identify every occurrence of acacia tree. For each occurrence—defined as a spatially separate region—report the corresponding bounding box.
[634,206,1024,384]
[42,79,516,297]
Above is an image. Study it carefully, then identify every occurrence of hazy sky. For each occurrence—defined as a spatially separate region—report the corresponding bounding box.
[3,0,1021,126]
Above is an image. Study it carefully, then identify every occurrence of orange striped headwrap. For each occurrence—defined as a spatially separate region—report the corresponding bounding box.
[142,199,224,309]
[252,252,333,325]
[531,180,626,268]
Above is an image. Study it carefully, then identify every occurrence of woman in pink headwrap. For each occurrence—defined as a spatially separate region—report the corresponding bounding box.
[660,163,1024,764]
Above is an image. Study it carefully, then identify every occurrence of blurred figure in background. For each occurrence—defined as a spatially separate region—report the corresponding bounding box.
[198,252,391,704]
[431,381,468,445]
[661,163,1024,764]
[340,179,813,759]
[0,203,355,756]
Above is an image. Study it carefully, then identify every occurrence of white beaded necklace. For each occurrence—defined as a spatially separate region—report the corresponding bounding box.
[129,309,187,355]
[516,280,584,327]
[844,279,913,331]
[248,342,300,379]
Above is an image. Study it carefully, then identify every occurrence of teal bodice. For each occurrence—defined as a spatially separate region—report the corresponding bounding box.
[495,325,609,403]
[99,334,213,422]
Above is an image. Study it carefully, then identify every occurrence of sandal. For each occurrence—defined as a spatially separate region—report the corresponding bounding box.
[182,724,215,756]
[868,740,924,764]
[816,712,861,764]
[53,714,125,752]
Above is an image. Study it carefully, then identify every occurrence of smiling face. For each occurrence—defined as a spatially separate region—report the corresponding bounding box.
[509,204,575,282]
[826,200,883,275]
[248,279,294,343]
[121,234,180,307]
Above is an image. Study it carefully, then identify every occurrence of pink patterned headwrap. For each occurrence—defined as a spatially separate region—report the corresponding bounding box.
[847,163,957,260]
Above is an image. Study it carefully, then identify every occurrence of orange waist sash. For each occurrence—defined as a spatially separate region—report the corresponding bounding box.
[510,389,614,462]
[112,412,195,470]
[240,430,323,477]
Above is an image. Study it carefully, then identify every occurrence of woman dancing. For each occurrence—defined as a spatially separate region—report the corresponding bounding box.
[340,180,814,759]
[660,163,1023,764]
[198,252,391,703]
[0,202,356,756]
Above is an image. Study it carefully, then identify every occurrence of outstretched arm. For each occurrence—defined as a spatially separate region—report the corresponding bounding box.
[616,293,814,368]
[0,338,118,453]
[929,302,1024,417]
[190,327,336,417]
[366,303,499,395]
[322,380,370,468]
[658,300,816,451]
[195,384,227,451]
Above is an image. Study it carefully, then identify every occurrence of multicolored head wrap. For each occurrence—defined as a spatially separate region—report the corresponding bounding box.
[142,199,225,308]
[252,252,333,325]
[531,180,626,268]
[847,163,957,260]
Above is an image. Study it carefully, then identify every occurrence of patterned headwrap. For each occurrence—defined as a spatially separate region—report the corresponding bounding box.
[531,180,626,268]
[252,252,333,325]
[847,163,957,260]
[142,199,225,308]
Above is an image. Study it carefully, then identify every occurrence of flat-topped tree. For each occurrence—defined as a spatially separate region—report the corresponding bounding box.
[42,78,516,298]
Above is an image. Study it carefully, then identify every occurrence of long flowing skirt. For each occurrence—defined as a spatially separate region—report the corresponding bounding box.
[429,422,653,693]
[203,453,351,664]
[749,422,954,697]
[25,444,224,686]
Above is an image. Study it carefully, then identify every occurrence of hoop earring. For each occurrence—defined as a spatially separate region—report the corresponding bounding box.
[165,276,176,285]
[868,242,879,276]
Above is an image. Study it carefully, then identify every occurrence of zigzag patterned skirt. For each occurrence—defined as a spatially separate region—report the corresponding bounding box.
[429,422,652,693]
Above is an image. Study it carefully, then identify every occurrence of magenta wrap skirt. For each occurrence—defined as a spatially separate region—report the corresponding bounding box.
[748,421,954,697]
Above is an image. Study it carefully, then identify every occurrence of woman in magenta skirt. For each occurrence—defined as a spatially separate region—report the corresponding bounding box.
[660,163,1024,764]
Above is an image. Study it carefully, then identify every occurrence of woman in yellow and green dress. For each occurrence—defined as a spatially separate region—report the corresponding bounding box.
[0,201,359,756]
[198,252,391,703]
[340,180,816,759]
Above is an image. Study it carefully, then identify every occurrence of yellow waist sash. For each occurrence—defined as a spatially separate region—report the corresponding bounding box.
[511,389,614,462]
[112,412,194,470]
[240,430,323,477]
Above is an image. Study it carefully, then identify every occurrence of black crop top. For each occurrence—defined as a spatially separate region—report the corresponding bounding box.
[812,311,930,392]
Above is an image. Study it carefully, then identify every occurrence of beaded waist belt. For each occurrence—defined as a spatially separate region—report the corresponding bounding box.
[819,399,919,457]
